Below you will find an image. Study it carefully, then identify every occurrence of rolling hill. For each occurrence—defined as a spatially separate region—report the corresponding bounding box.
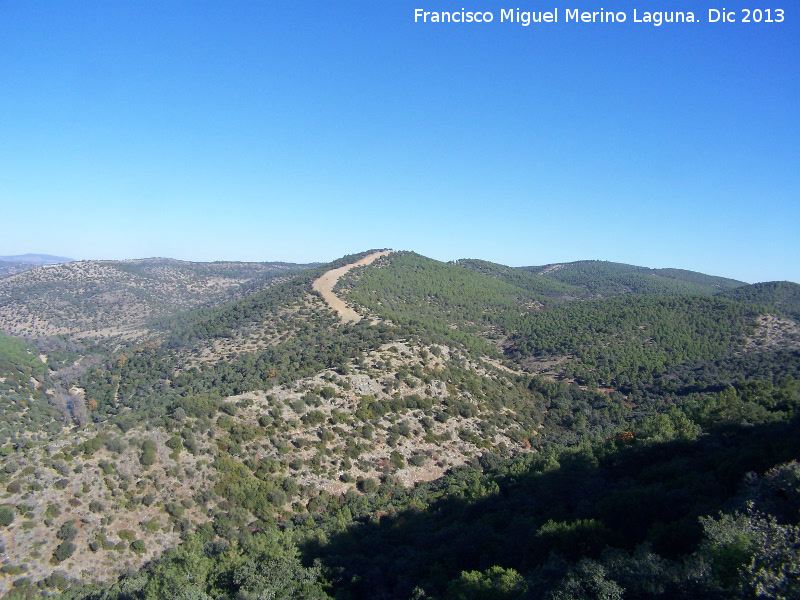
[523,259,747,296]
[0,254,74,265]
[0,250,797,599]
[719,280,800,321]
[0,258,314,341]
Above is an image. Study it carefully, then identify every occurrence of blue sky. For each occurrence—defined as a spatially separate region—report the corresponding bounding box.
[1,1,798,282]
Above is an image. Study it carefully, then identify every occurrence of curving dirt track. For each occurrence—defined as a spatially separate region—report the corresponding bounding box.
[312,250,392,323]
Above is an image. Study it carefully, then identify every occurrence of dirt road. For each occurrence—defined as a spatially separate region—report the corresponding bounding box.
[312,250,392,323]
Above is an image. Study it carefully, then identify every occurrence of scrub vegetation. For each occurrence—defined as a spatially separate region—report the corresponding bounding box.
[0,250,798,599]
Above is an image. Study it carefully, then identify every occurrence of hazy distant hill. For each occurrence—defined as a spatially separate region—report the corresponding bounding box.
[0,257,314,340]
[0,253,74,265]
[0,254,75,279]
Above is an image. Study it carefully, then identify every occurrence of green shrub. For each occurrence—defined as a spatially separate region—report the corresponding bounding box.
[409,453,427,467]
[165,502,185,518]
[0,565,25,575]
[359,478,379,494]
[118,529,135,542]
[52,541,76,563]
[165,435,182,451]
[44,570,69,590]
[0,506,14,526]
[140,440,157,467]
[390,451,405,469]
[143,519,161,532]
[56,520,78,542]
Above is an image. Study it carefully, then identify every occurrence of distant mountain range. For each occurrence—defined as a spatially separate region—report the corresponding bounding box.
[0,253,74,265]
[0,255,75,278]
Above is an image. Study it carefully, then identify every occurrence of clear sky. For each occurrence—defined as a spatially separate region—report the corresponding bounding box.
[1,1,798,283]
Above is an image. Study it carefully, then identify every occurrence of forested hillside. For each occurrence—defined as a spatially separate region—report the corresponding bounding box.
[0,250,797,599]
[524,260,746,296]
[453,259,587,301]
[510,295,760,388]
[720,281,800,321]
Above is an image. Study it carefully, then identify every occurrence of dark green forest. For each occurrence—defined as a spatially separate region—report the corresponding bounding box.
[522,260,746,297]
[720,281,800,322]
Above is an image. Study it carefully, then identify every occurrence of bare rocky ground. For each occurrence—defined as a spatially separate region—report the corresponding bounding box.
[221,341,535,501]
[743,313,800,351]
[0,427,215,594]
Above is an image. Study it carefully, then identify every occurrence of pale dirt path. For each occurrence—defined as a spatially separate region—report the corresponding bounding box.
[482,356,526,376]
[312,250,393,323]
